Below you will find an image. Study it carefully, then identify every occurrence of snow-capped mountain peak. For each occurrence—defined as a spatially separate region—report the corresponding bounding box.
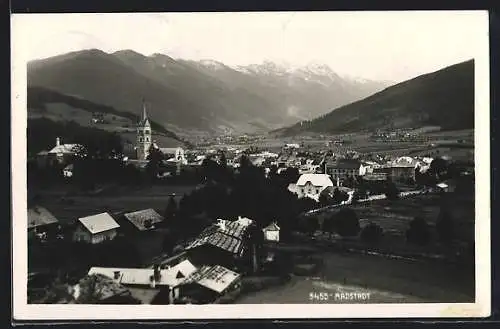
[198,59,226,70]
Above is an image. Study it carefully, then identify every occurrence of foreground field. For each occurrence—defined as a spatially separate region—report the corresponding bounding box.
[236,250,474,304]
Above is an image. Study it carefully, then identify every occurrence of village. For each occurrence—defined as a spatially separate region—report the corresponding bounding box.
[26,103,476,305]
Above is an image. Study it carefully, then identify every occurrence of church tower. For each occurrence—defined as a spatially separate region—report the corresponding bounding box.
[136,99,152,160]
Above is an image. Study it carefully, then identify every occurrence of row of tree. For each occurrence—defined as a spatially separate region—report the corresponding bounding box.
[294,206,458,247]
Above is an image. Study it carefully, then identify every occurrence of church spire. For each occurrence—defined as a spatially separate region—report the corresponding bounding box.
[142,98,148,122]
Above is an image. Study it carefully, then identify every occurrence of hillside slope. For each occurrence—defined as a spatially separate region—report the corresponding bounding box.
[28,49,389,134]
[276,60,474,136]
[27,86,188,148]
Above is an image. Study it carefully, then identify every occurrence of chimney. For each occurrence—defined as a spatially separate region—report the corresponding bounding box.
[113,271,120,280]
[56,137,61,147]
[150,275,156,288]
[168,286,175,304]
[153,264,161,282]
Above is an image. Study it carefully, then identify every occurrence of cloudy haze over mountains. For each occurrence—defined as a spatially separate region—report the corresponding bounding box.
[20,11,483,82]
[17,11,486,134]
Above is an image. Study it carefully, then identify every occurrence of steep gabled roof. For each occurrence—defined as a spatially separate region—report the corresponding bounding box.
[296,174,334,187]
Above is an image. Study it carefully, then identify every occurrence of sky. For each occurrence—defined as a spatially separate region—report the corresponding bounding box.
[13,11,488,82]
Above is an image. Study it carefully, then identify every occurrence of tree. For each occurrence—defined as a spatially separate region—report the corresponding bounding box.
[333,208,360,237]
[318,192,331,207]
[430,158,449,181]
[298,217,319,237]
[322,215,336,238]
[74,274,104,304]
[146,145,164,180]
[384,181,399,200]
[162,233,176,255]
[436,208,455,244]
[344,175,357,188]
[360,222,384,244]
[164,196,178,220]
[332,188,349,204]
[406,217,431,246]
[351,191,361,204]
[282,167,300,184]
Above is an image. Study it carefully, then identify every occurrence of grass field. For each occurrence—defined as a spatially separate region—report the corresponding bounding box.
[29,184,198,224]
[236,250,474,304]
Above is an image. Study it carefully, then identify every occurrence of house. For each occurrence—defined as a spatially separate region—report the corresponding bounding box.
[73,212,120,244]
[249,155,266,167]
[125,159,149,171]
[160,147,187,164]
[299,164,319,175]
[388,156,420,182]
[325,159,364,183]
[362,172,388,182]
[233,216,254,227]
[47,137,85,165]
[123,209,164,231]
[184,219,254,271]
[88,260,198,304]
[294,174,334,202]
[63,164,74,178]
[28,206,59,240]
[173,265,242,304]
[284,143,300,150]
[263,222,280,242]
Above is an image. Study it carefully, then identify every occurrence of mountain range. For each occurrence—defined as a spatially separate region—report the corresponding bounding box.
[27,49,390,135]
[275,59,475,136]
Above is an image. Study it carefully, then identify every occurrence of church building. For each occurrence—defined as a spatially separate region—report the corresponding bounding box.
[136,101,152,161]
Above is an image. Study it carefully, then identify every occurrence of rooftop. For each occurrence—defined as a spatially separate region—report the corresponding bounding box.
[264,222,280,231]
[179,265,241,293]
[48,144,83,155]
[88,259,198,287]
[186,231,244,256]
[78,212,120,234]
[326,159,362,169]
[28,206,59,230]
[124,209,164,231]
[296,174,334,187]
[389,156,420,168]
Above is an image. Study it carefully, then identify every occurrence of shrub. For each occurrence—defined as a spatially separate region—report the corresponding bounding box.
[334,208,360,237]
[384,182,399,200]
[436,208,454,244]
[406,217,431,246]
[360,222,384,244]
